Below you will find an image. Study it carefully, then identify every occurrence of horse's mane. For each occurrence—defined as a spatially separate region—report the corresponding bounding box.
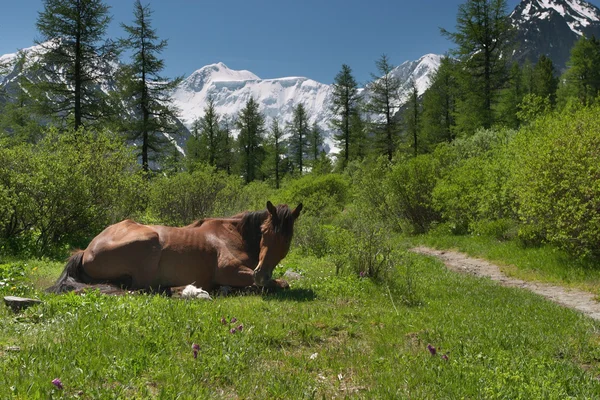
[238,205,295,258]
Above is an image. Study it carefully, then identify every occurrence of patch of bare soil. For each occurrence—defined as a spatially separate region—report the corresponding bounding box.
[411,246,600,321]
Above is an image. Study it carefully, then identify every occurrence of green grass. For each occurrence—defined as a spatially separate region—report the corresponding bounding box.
[1,249,600,398]
[411,232,600,297]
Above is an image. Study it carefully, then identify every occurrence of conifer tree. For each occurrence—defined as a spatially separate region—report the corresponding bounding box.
[496,62,524,129]
[403,77,421,156]
[0,51,43,142]
[118,0,182,172]
[350,112,368,160]
[308,122,323,163]
[194,96,220,166]
[34,0,118,130]
[287,103,310,174]
[264,119,286,189]
[330,64,360,168]
[557,35,600,107]
[366,54,402,161]
[421,56,458,146]
[442,0,513,132]
[217,115,235,174]
[236,97,265,183]
[532,55,558,106]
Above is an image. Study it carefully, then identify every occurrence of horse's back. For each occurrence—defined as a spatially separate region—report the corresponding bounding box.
[83,219,162,286]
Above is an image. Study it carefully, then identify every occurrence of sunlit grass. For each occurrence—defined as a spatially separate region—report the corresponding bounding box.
[0,249,599,398]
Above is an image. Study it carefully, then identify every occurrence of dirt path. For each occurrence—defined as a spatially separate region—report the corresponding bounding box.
[411,246,600,321]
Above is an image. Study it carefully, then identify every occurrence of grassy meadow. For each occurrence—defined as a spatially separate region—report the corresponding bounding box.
[1,243,600,399]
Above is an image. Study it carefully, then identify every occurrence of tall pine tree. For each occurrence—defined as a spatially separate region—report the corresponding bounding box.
[442,0,513,132]
[403,77,421,156]
[557,35,600,107]
[366,54,402,161]
[421,56,458,146]
[118,0,182,172]
[287,103,310,174]
[330,64,360,168]
[236,97,265,183]
[532,55,558,106]
[264,119,286,189]
[34,0,118,130]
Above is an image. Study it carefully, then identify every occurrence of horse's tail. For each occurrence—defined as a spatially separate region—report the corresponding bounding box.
[46,251,86,294]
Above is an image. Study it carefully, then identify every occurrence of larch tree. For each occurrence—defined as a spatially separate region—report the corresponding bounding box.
[287,103,310,174]
[330,64,360,168]
[34,0,118,130]
[403,77,421,156]
[365,54,402,161]
[421,56,458,146]
[236,97,265,183]
[118,0,182,172]
[441,0,513,132]
[532,55,558,106]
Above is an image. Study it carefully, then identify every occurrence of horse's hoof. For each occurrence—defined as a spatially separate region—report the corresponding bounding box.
[274,279,290,290]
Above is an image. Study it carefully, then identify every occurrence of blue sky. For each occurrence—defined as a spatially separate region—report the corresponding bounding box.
[1,0,598,84]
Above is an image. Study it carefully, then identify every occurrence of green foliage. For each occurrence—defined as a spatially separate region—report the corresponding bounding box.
[385,154,440,233]
[148,164,244,226]
[366,54,402,161]
[510,106,600,258]
[432,128,516,234]
[0,127,143,254]
[34,0,117,130]
[441,0,513,132]
[557,35,600,108]
[280,173,349,220]
[116,0,183,172]
[330,64,360,167]
[236,97,266,183]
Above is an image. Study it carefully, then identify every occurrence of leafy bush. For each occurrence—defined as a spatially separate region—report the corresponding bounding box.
[385,154,440,233]
[510,106,600,258]
[0,127,143,254]
[432,128,517,234]
[280,173,349,220]
[148,164,244,226]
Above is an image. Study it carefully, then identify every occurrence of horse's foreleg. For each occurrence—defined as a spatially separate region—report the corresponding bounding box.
[214,264,255,288]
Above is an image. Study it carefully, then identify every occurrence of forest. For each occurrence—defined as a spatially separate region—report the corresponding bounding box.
[1,0,599,264]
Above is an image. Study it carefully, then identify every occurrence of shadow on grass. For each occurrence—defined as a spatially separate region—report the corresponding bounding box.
[262,288,317,302]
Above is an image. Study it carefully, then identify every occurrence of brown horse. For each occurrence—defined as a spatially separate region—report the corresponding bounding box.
[47,201,302,294]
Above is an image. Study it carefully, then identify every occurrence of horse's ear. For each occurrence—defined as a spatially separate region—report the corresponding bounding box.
[292,203,303,219]
[266,201,277,216]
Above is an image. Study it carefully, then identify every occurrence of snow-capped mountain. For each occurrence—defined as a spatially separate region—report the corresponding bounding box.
[173,55,442,154]
[0,43,442,155]
[172,62,337,152]
[510,0,600,70]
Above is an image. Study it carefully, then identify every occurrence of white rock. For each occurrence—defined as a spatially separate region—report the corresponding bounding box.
[181,285,212,300]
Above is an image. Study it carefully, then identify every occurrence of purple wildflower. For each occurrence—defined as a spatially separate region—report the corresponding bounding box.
[230,328,237,334]
[359,271,366,278]
[442,354,449,361]
[230,317,237,324]
[236,324,244,332]
[192,343,200,359]
[427,344,436,356]
[51,378,63,390]
[220,317,227,325]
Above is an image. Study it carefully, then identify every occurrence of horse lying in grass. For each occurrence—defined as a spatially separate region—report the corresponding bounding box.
[47,201,302,294]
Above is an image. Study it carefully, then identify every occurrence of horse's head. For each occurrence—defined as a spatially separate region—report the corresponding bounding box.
[253,201,302,287]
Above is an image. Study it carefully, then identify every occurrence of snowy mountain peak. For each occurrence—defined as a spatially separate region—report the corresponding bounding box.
[180,62,259,93]
[511,0,600,36]
[510,0,600,70]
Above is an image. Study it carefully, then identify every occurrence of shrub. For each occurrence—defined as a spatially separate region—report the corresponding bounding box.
[385,154,440,233]
[280,173,349,220]
[0,127,143,254]
[510,106,600,258]
[148,164,243,226]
